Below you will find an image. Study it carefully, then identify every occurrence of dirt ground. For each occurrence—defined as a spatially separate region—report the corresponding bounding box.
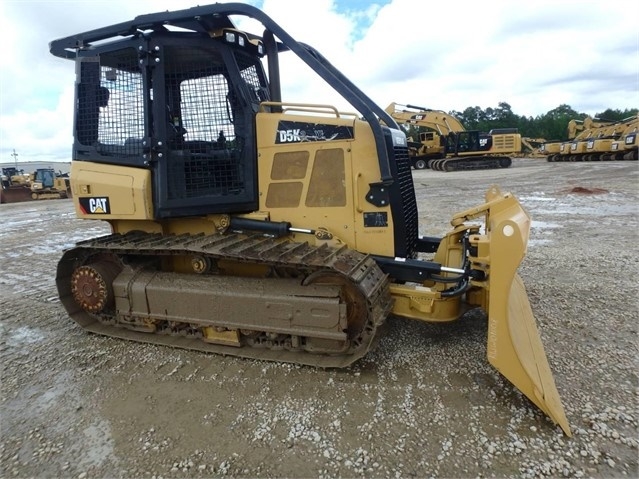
[1,158,637,478]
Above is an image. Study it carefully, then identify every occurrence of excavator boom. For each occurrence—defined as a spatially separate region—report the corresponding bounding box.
[385,102,467,135]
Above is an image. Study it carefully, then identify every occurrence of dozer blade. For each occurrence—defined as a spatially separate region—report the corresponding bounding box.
[477,189,571,436]
[0,186,33,204]
[494,274,572,436]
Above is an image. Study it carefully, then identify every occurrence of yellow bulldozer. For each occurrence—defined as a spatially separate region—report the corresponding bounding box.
[50,3,570,435]
[385,103,521,171]
[1,167,71,203]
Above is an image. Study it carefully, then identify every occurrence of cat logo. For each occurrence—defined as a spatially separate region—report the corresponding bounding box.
[79,197,111,214]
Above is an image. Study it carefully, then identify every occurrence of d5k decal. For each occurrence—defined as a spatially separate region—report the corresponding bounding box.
[275,121,354,144]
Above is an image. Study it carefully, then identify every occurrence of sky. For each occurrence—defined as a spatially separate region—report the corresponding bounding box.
[1,0,638,163]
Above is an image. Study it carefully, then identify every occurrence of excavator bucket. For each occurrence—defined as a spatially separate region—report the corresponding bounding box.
[467,188,571,436]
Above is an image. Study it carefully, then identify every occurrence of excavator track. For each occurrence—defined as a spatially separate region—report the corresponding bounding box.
[56,231,393,368]
[431,156,512,172]
[546,151,637,162]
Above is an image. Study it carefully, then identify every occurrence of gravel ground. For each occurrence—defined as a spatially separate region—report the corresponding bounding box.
[1,158,637,478]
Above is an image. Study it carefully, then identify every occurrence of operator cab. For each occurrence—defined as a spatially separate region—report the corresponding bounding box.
[445,131,492,154]
[73,29,268,218]
[34,169,56,188]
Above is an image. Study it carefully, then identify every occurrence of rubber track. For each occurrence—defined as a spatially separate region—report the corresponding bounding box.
[56,231,393,368]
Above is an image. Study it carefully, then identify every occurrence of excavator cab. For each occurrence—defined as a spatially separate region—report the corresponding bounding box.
[446,131,489,154]
[50,3,570,435]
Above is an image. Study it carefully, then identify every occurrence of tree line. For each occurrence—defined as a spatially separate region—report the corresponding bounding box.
[407,103,638,142]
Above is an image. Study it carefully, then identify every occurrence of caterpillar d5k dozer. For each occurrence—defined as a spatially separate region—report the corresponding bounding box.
[29,168,72,200]
[50,3,570,435]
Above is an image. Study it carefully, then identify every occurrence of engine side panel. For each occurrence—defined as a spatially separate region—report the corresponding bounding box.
[71,161,153,219]
[255,111,397,257]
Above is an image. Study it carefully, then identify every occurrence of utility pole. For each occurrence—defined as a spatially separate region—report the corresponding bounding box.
[11,149,18,169]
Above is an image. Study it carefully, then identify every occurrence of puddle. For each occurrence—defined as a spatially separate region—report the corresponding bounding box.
[528,238,552,247]
[519,195,555,203]
[534,203,636,216]
[528,220,562,248]
[522,191,635,217]
[5,325,43,346]
[76,419,116,469]
[531,220,561,230]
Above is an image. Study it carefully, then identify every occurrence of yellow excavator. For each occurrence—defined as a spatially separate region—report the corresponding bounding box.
[541,116,615,162]
[544,115,638,162]
[578,116,638,161]
[608,116,639,160]
[385,103,521,171]
[50,3,570,435]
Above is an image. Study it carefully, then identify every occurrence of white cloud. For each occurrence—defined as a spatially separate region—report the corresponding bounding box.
[1,0,637,163]
[351,0,639,115]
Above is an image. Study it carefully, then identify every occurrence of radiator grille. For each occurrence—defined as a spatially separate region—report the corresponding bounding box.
[493,134,517,149]
[394,145,419,258]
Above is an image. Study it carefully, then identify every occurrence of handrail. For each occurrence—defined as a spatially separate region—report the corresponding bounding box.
[258,102,358,119]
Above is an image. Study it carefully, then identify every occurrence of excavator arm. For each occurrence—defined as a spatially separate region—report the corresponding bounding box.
[385,102,466,135]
